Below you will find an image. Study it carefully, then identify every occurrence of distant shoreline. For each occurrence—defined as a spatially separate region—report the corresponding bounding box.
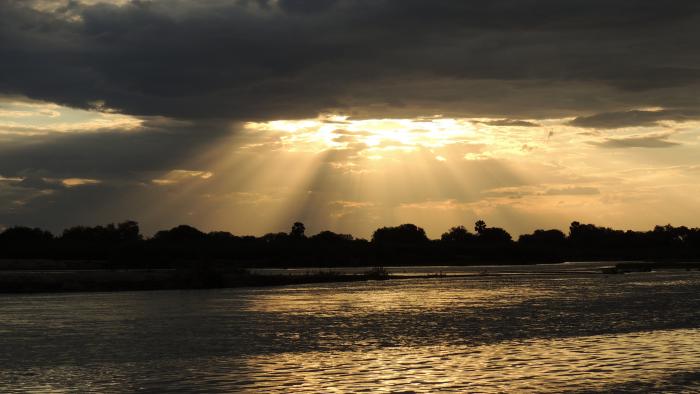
[1,260,698,294]
[0,265,391,294]
[5,221,700,271]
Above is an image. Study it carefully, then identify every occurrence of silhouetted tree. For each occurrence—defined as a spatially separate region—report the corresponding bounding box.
[0,226,53,243]
[311,231,353,243]
[517,229,566,260]
[61,221,142,244]
[116,221,142,242]
[652,224,690,247]
[441,226,476,243]
[474,220,487,234]
[153,225,206,242]
[569,221,625,247]
[0,226,54,258]
[473,220,512,244]
[290,222,306,238]
[54,221,142,259]
[4,218,700,267]
[372,224,429,244]
[518,229,566,247]
[262,232,289,243]
[208,231,237,242]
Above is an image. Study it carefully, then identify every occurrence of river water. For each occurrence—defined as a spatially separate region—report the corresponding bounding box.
[2,266,700,392]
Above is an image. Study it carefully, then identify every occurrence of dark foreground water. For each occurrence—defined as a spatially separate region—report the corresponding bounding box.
[2,266,700,392]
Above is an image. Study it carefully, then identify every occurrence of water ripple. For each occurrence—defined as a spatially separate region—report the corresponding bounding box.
[1,270,700,392]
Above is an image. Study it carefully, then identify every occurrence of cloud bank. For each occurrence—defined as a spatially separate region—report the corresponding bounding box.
[2,0,700,236]
[3,0,700,121]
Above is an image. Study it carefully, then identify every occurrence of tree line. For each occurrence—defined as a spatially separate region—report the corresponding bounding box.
[2,220,700,268]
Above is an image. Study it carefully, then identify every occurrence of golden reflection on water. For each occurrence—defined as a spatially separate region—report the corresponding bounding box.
[245,328,700,393]
[3,272,700,392]
[244,280,553,316]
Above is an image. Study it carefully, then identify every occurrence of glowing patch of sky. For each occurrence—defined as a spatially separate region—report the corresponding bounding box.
[2,102,700,237]
[0,98,142,135]
[220,113,700,237]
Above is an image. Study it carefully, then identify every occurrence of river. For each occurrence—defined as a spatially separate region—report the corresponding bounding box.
[1,266,700,392]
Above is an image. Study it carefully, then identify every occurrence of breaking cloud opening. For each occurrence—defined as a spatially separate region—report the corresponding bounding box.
[2,0,700,236]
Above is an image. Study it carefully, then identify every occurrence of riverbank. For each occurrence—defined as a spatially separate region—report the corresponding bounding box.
[0,267,396,293]
[1,260,698,293]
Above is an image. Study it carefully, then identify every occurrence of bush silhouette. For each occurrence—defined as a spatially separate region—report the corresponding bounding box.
[2,219,700,266]
[372,224,429,244]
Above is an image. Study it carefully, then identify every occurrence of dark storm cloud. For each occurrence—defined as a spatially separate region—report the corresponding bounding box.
[15,176,65,190]
[0,119,233,179]
[3,0,700,232]
[3,0,700,121]
[570,109,700,129]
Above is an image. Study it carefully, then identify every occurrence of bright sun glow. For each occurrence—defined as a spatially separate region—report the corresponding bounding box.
[244,115,484,156]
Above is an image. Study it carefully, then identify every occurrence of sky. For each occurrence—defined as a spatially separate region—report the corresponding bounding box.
[1,0,700,238]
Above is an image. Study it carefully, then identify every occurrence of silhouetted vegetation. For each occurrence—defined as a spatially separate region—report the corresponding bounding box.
[2,219,700,292]
[4,220,700,270]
